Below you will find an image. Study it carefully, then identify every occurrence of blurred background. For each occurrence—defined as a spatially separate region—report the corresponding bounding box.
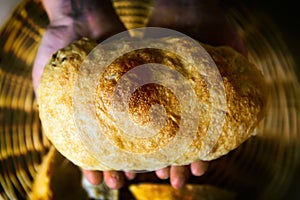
[2,0,298,68]
[0,0,22,28]
[0,0,300,200]
[234,0,300,75]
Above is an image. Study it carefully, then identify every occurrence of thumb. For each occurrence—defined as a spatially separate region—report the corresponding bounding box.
[32,0,126,93]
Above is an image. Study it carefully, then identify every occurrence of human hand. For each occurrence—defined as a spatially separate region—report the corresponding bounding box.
[32,0,133,190]
[33,0,246,190]
[32,0,126,91]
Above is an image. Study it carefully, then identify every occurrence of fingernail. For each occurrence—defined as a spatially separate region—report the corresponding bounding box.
[110,174,119,184]
[105,172,124,190]
[191,161,209,176]
[172,177,185,189]
[82,170,103,185]
[125,172,136,180]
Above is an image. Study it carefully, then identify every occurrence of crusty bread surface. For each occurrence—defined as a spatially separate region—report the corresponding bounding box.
[37,37,268,171]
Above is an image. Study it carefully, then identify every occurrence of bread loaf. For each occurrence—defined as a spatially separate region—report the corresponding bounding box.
[37,37,268,171]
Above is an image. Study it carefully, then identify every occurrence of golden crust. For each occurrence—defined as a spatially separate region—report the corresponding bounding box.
[37,37,268,170]
[37,38,110,170]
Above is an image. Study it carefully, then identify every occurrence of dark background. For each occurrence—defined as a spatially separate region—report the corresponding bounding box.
[262,1,300,198]
[256,0,299,74]
[230,1,300,199]
[232,0,300,74]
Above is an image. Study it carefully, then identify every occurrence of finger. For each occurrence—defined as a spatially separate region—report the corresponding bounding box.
[190,161,209,176]
[170,165,190,189]
[155,167,170,180]
[124,171,136,180]
[103,171,124,189]
[82,169,103,185]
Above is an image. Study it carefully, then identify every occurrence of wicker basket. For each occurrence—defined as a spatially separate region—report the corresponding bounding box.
[0,0,299,199]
